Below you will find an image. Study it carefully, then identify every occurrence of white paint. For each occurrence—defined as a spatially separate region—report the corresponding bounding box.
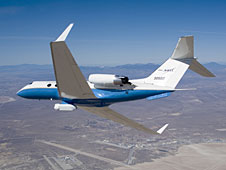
[55,23,74,42]
[54,103,76,111]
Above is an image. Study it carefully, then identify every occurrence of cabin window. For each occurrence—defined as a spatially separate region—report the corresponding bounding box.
[47,84,51,87]
[55,84,57,87]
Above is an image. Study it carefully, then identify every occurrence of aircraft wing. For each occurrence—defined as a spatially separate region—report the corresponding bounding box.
[50,24,96,99]
[79,106,168,135]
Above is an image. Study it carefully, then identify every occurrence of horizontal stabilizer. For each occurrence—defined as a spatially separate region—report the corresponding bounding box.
[189,59,215,77]
[146,92,171,101]
[174,88,196,91]
[79,106,168,135]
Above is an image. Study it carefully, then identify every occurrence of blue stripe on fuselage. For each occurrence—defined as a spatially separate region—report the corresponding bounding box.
[17,88,60,100]
[92,89,170,102]
[17,88,172,106]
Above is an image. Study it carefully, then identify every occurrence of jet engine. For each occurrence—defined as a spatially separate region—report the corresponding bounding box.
[54,103,76,111]
[88,74,131,88]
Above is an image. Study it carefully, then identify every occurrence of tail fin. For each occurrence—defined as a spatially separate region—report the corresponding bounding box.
[145,36,215,88]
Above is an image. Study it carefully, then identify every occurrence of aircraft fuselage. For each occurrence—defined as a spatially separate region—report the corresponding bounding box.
[17,81,172,106]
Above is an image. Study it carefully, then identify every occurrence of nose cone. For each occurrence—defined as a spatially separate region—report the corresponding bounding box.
[16,89,24,97]
[17,84,34,99]
[17,87,28,98]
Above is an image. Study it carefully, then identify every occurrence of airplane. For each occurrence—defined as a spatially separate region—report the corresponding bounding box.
[17,24,215,135]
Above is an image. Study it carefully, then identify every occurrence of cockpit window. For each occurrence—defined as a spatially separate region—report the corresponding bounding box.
[55,84,57,87]
[29,82,33,84]
[47,84,51,87]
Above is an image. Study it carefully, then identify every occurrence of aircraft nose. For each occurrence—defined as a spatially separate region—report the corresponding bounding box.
[16,89,23,97]
[17,88,27,98]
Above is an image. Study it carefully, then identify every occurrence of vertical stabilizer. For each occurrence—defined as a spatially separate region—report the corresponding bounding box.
[171,36,194,59]
[145,36,214,88]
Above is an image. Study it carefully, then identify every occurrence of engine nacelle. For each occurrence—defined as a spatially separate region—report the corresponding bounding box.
[88,74,131,88]
[54,103,76,111]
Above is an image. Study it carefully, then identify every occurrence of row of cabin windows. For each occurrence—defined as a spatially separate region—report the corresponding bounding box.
[47,84,57,87]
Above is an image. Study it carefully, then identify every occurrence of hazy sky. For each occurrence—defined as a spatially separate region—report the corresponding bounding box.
[0,0,226,66]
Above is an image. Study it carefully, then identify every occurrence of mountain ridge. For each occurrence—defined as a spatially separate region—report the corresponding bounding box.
[0,62,225,70]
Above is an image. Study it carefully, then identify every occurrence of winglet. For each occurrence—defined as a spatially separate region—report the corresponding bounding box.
[157,124,169,134]
[55,23,74,42]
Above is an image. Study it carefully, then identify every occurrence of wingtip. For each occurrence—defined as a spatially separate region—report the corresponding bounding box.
[181,35,194,38]
[157,124,169,134]
[55,23,74,42]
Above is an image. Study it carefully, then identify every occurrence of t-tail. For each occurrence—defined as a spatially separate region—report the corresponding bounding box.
[145,36,215,89]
